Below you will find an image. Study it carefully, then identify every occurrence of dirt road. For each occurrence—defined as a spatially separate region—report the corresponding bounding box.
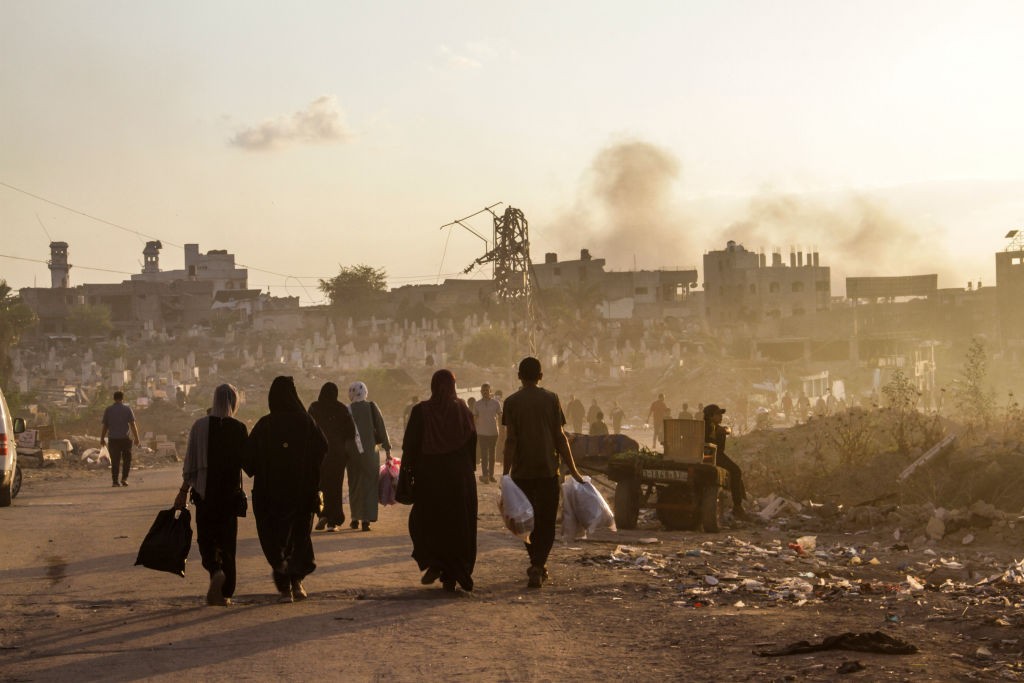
[1,464,1017,681]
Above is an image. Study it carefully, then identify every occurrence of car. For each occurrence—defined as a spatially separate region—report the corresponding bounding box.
[0,384,26,506]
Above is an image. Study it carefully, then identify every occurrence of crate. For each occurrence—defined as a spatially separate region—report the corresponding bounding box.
[663,418,706,463]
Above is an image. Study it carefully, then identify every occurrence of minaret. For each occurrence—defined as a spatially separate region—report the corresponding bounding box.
[48,242,70,288]
[143,240,162,273]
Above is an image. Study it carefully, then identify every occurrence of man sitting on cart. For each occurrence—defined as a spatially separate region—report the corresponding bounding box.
[702,404,750,521]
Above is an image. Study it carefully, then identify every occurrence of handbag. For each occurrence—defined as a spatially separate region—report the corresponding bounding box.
[395,459,414,505]
[233,471,248,517]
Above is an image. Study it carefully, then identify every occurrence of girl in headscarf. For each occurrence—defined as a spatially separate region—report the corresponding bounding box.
[244,376,327,603]
[174,383,248,606]
[308,382,357,532]
[346,381,391,531]
[402,369,477,592]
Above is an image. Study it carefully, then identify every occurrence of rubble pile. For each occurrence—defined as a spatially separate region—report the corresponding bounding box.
[576,534,1024,675]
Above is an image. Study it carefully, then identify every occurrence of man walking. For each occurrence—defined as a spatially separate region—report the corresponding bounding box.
[100,391,141,487]
[565,395,585,435]
[647,393,670,447]
[473,383,502,483]
[502,357,584,589]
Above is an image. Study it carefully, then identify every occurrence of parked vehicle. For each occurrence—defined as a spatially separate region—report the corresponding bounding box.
[0,385,26,506]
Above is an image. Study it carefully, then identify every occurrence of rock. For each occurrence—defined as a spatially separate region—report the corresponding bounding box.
[962,534,975,545]
[926,515,946,540]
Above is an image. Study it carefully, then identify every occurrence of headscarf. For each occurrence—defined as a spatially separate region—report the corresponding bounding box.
[184,383,238,499]
[420,369,475,455]
[318,382,339,404]
[268,376,305,414]
[211,383,239,418]
[348,381,368,403]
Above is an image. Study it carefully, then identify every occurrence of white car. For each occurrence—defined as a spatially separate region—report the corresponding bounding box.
[0,385,26,506]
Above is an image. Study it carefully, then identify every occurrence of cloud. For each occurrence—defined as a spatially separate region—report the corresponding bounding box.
[437,45,482,70]
[229,95,352,151]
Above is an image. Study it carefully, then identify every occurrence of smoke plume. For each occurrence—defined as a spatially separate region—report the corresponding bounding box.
[229,95,352,151]
[556,139,954,285]
[555,140,698,270]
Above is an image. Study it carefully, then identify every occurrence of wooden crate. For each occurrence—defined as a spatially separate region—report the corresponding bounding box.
[663,418,705,463]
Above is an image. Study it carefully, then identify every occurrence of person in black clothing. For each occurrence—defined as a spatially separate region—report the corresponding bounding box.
[174,383,248,606]
[245,376,328,603]
[402,369,477,593]
[702,404,750,521]
[309,382,357,532]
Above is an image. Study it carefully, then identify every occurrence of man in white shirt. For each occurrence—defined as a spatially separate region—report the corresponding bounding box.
[472,383,502,483]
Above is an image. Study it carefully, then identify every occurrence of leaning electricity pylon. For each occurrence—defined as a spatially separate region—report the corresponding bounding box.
[448,205,537,356]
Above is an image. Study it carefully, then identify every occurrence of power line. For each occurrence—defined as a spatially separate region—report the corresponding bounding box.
[0,253,135,275]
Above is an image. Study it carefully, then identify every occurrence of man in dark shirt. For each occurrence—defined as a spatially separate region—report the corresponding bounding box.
[502,357,584,588]
[100,391,141,487]
[703,404,749,521]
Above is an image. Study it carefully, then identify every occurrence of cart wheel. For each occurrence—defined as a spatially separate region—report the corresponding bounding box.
[699,485,722,533]
[656,484,695,530]
[613,479,640,530]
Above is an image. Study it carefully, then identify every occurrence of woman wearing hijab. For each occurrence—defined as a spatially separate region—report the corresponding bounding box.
[244,376,328,603]
[402,369,477,592]
[346,381,391,532]
[174,384,248,606]
[308,382,357,532]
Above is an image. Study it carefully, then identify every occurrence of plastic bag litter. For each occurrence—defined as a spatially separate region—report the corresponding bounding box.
[379,456,400,506]
[135,508,193,577]
[562,476,616,540]
[498,475,534,544]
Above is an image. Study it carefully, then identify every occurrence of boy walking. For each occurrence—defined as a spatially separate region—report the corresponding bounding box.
[502,357,584,588]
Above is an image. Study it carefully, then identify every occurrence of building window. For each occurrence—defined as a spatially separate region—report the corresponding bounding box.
[188,265,197,276]
[793,307,805,315]
[553,267,561,276]
[769,282,780,293]
[815,281,828,291]
[635,287,648,295]
[749,284,756,294]
[792,281,805,292]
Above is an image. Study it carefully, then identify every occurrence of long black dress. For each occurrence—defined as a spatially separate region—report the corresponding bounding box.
[403,403,478,591]
[309,392,356,527]
[192,416,248,599]
[245,384,327,592]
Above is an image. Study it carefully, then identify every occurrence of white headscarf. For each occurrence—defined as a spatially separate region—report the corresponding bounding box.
[348,381,368,403]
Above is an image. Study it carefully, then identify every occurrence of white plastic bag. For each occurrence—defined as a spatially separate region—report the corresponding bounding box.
[562,476,616,540]
[498,475,534,544]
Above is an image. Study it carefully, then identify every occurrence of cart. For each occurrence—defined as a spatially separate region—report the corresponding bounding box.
[573,419,731,532]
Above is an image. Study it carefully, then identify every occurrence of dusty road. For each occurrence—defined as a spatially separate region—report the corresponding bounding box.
[1,463,1019,681]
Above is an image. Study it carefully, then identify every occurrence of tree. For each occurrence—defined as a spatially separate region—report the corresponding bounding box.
[0,280,37,384]
[952,338,995,428]
[462,327,511,367]
[881,368,921,455]
[318,264,388,321]
[65,303,113,339]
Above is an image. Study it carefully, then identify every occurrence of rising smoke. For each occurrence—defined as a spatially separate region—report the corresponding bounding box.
[229,95,352,151]
[557,139,954,285]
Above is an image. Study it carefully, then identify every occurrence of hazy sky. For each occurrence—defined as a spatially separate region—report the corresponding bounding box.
[3,0,1023,302]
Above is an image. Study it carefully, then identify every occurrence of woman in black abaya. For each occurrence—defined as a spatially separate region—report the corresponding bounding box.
[402,369,477,592]
[308,382,357,532]
[245,376,327,602]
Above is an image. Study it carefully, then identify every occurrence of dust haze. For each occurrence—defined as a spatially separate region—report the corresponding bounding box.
[558,139,956,287]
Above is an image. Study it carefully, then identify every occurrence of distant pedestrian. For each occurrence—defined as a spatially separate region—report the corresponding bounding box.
[347,381,391,532]
[174,383,248,606]
[781,392,793,422]
[502,357,584,589]
[309,382,357,532]
[586,399,602,426]
[100,391,140,488]
[703,404,749,521]
[610,402,625,434]
[472,383,501,483]
[647,393,670,447]
[245,376,327,603]
[565,394,585,434]
[403,369,478,592]
[678,402,693,419]
[589,411,609,436]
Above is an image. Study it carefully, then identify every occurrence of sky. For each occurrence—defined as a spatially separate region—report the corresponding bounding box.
[2,0,1023,303]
